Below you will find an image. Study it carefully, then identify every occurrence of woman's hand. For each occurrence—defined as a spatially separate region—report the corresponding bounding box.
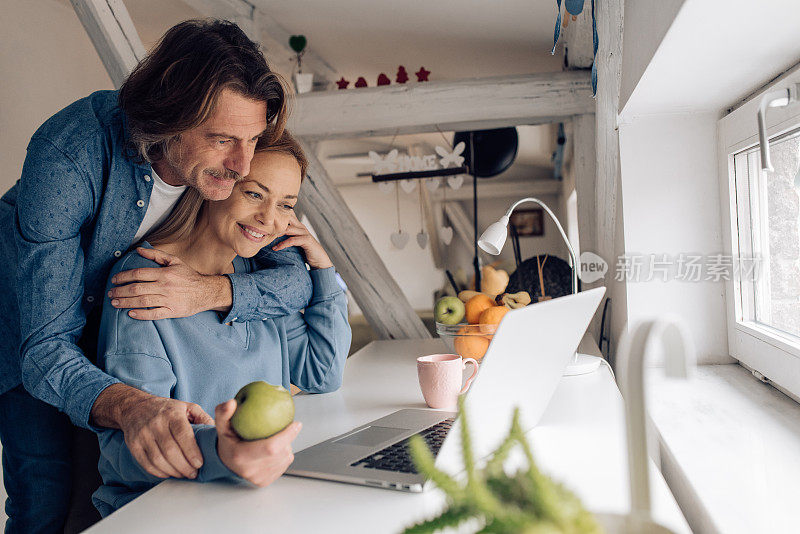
[272,215,333,270]
[215,399,302,487]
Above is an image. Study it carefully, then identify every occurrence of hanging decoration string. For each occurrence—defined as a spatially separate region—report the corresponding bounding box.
[418,187,425,230]
[395,182,401,231]
[434,124,451,147]
[386,128,400,152]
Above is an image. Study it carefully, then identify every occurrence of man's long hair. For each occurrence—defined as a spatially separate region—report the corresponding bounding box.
[119,19,290,163]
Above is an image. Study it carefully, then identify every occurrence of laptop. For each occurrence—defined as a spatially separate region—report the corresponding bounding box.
[285,287,606,492]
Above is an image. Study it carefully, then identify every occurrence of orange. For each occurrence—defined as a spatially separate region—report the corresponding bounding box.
[478,305,509,326]
[465,294,495,324]
[453,326,490,360]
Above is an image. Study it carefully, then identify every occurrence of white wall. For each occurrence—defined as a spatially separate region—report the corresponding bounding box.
[0,0,113,193]
[619,0,685,111]
[337,184,443,312]
[618,113,731,364]
[616,0,800,365]
[470,194,568,266]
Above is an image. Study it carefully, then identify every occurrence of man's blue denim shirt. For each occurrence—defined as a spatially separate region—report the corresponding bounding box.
[0,90,312,428]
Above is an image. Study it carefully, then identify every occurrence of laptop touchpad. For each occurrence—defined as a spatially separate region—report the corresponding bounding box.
[334,426,408,447]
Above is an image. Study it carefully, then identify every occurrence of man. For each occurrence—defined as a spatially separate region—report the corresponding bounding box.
[0,20,311,533]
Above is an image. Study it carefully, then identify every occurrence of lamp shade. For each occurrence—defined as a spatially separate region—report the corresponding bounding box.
[478,216,509,255]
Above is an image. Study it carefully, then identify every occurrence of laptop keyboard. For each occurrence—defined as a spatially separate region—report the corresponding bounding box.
[349,417,455,474]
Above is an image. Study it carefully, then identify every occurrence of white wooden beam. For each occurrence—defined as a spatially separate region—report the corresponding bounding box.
[573,114,597,259]
[336,178,562,201]
[573,113,601,342]
[595,0,627,365]
[70,0,145,88]
[252,10,337,83]
[438,178,562,202]
[563,6,595,69]
[180,0,259,40]
[289,71,595,140]
[296,139,431,340]
[183,0,337,83]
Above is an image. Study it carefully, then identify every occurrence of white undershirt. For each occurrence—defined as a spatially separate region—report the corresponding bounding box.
[133,169,187,243]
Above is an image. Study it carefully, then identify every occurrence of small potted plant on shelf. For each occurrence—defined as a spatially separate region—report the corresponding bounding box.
[289,34,313,94]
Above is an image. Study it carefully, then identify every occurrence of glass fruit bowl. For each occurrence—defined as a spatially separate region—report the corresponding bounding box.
[435,322,499,361]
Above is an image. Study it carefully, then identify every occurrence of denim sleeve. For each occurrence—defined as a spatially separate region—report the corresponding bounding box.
[283,268,351,393]
[221,237,313,323]
[15,136,119,429]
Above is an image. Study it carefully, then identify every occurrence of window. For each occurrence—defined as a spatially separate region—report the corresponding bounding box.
[719,64,800,401]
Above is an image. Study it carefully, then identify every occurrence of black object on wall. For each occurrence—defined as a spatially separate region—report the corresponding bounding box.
[453,127,519,178]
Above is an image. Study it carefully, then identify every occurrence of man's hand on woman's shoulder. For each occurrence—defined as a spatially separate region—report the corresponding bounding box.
[108,247,233,320]
[215,399,302,487]
[91,383,214,479]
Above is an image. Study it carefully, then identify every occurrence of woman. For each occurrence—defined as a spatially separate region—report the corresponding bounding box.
[92,131,351,516]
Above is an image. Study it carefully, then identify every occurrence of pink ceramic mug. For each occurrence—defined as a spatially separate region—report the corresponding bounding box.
[416,354,479,409]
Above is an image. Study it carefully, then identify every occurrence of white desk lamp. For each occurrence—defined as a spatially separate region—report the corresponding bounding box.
[478,197,602,375]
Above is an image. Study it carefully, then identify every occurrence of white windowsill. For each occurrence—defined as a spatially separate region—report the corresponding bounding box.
[647,363,800,534]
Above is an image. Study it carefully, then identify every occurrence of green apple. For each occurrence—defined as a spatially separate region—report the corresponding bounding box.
[435,296,465,325]
[230,381,295,441]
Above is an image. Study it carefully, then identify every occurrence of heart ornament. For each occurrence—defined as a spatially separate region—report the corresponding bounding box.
[377,181,393,194]
[289,35,307,53]
[447,174,464,189]
[390,231,409,249]
[400,179,417,193]
[416,231,429,249]
[425,178,441,191]
[439,226,454,245]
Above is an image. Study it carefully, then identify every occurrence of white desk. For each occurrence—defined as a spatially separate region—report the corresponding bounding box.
[86,338,690,534]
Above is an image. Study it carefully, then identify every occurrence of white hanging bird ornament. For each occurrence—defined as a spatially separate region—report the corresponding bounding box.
[435,142,465,168]
[369,149,399,175]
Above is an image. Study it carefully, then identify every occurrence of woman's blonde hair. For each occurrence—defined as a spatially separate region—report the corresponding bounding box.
[145,129,307,247]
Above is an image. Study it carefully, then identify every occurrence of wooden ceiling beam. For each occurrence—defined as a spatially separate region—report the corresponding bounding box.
[297,140,432,340]
[182,0,337,83]
[288,71,594,140]
[70,0,146,88]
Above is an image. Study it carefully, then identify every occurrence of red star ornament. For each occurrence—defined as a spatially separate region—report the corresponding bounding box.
[354,77,368,88]
[336,77,349,89]
[415,67,430,82]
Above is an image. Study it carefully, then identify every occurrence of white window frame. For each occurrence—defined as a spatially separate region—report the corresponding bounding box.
[718,63,800,400]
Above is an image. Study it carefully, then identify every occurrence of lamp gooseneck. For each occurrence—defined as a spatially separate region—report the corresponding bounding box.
[480,197,578,294]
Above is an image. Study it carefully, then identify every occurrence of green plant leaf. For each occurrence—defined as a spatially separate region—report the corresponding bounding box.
[408,434,464,500]
[404,403,603,534]
[288,35,306,53]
